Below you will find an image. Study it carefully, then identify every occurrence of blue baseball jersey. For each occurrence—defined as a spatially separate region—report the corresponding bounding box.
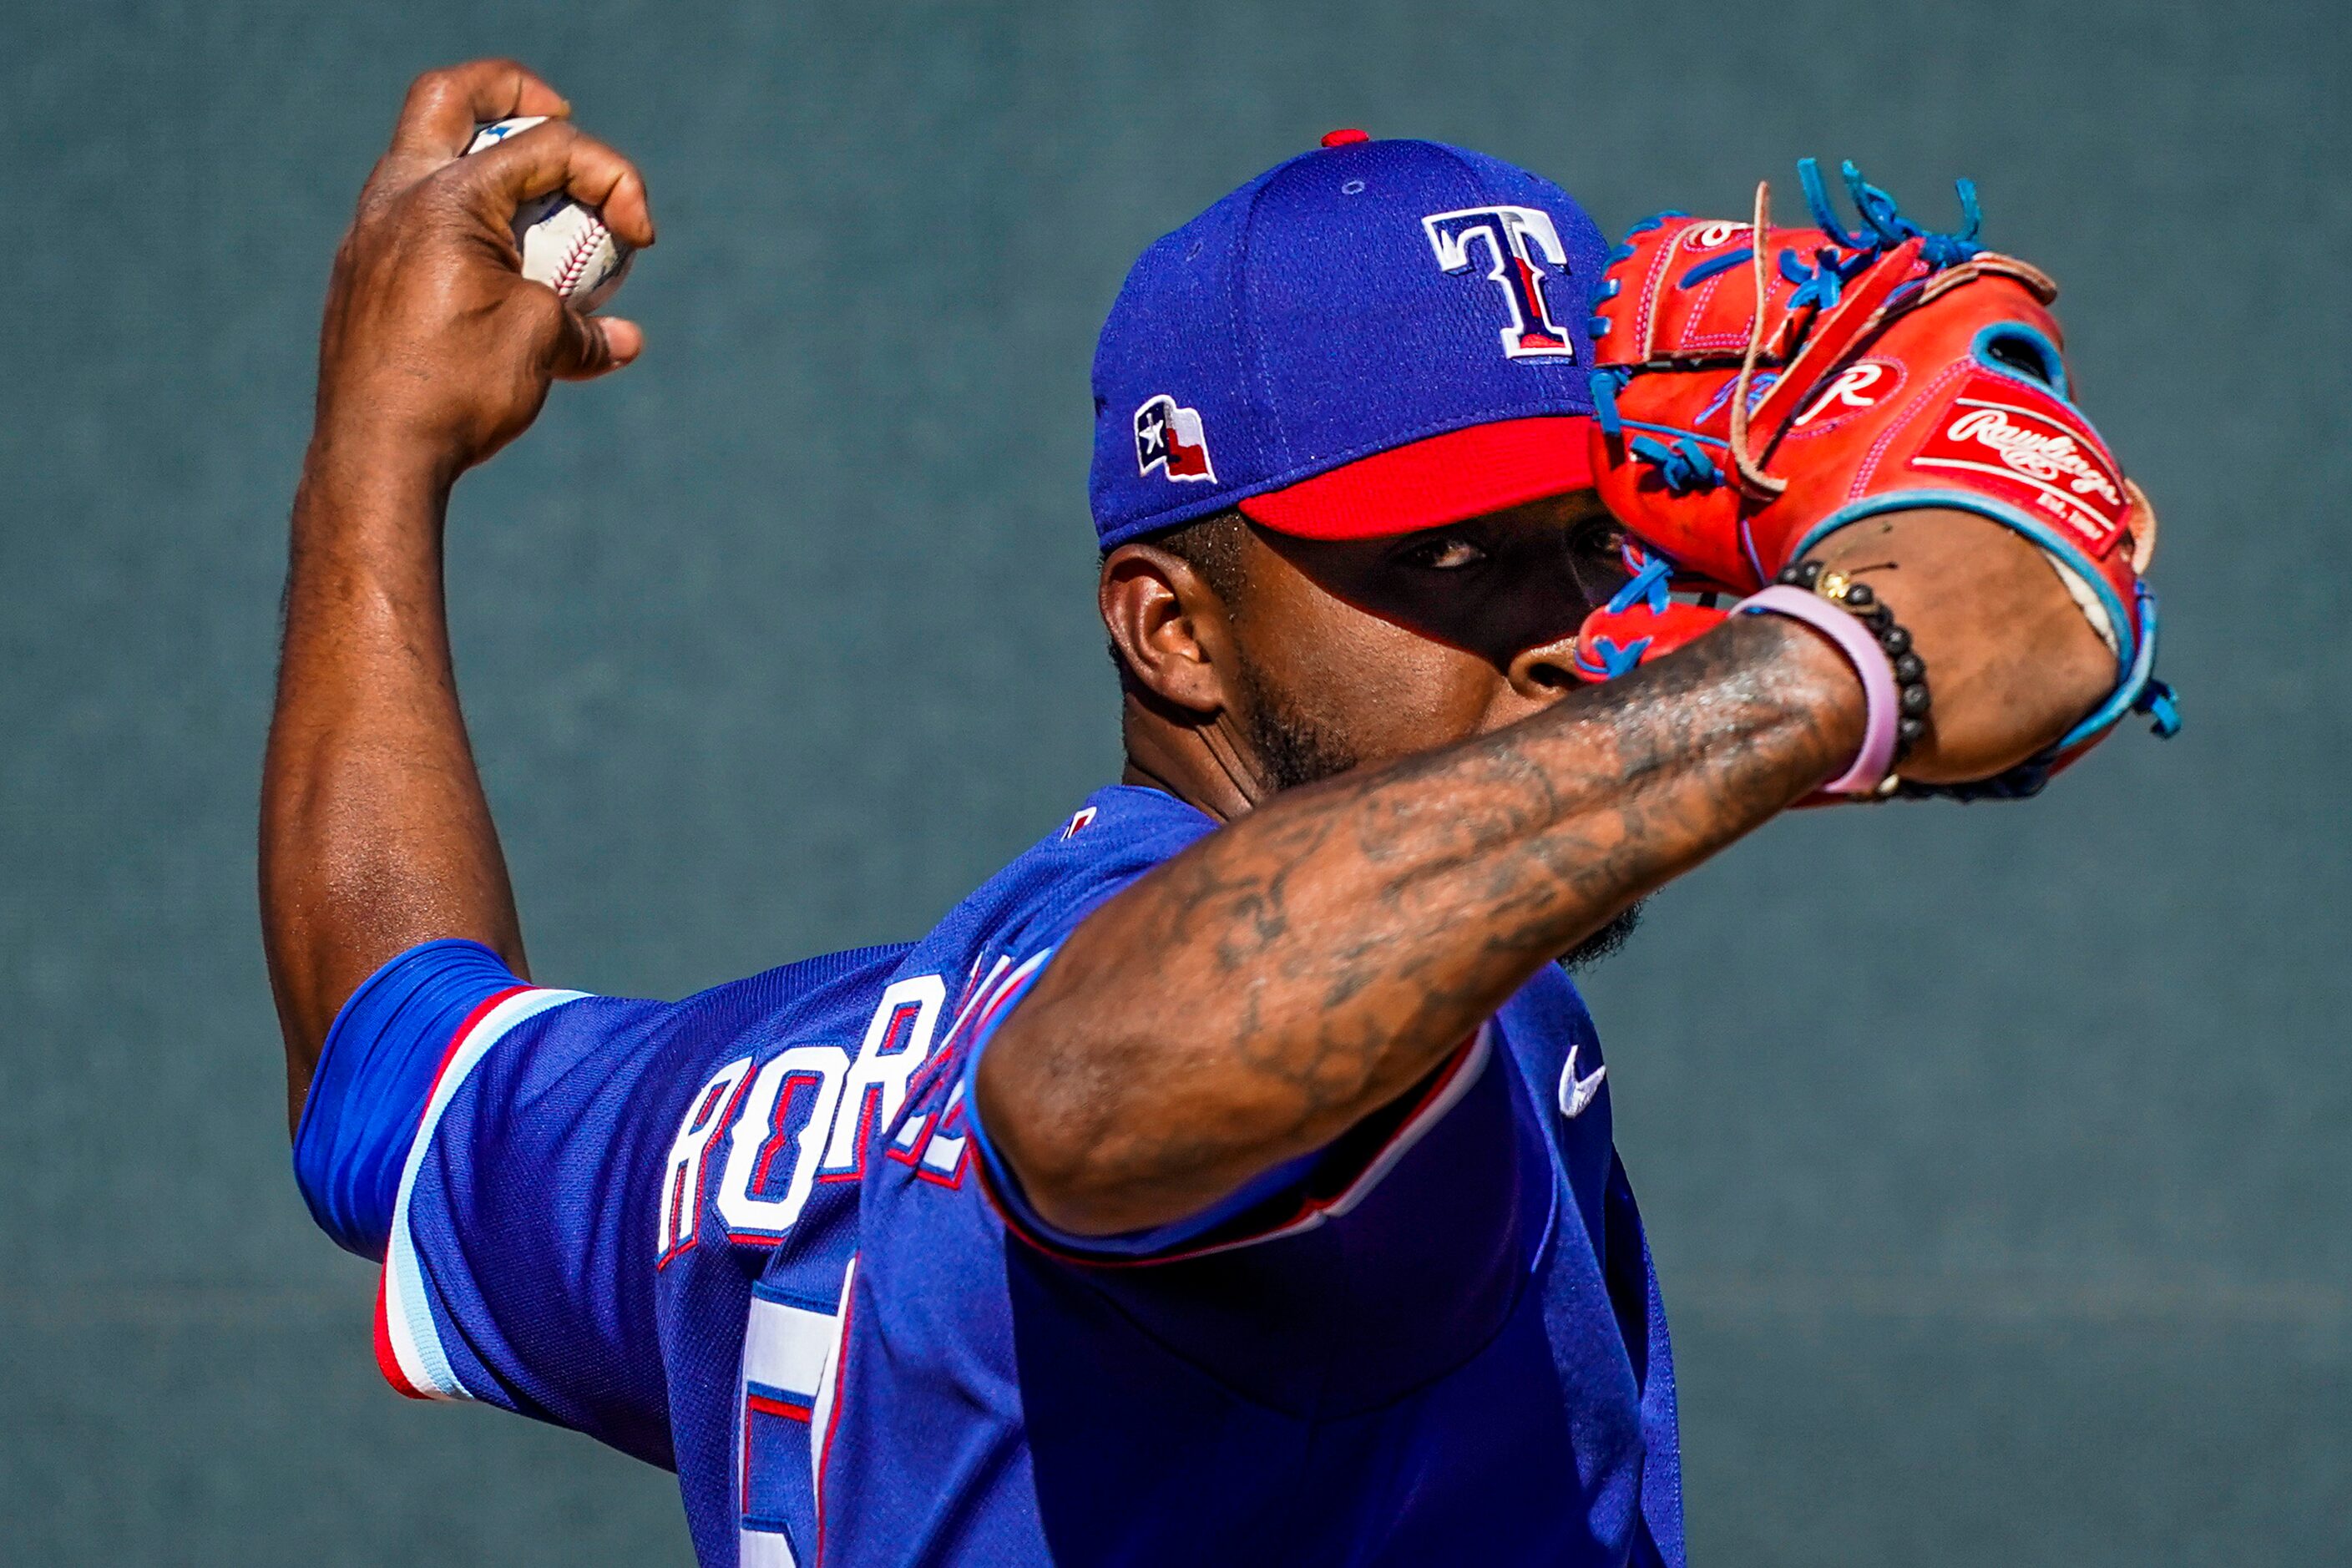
[296,784,1685,1565]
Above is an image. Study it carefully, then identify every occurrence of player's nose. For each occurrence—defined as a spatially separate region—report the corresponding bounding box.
[1505,630,1583,703]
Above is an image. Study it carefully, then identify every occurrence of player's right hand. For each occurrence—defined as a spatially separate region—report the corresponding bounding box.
[313,60,656,478]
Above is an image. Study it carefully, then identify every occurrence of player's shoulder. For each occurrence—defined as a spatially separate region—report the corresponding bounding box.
[668,942,920,1042]
[1495,959,1603,1065]
[1023,783,1217,873]
[927,784,1216,958]
[461,785,1211,1151]
[466,943,921,1124]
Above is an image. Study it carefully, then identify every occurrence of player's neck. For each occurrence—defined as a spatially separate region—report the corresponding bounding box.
[1119,699,1265,825]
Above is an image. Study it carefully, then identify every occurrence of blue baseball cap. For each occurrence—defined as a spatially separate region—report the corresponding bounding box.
[1090,129,1610,551]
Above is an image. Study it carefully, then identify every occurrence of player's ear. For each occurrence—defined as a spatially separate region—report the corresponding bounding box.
[1100,543,1233,717]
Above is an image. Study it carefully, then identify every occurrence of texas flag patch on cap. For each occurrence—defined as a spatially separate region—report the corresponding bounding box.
[1134,395,1216,483]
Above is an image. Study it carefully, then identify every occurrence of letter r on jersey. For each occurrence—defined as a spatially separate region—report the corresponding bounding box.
[1423,205,1575,360]
[820,974,946,1180]
[656,1056,756,1266]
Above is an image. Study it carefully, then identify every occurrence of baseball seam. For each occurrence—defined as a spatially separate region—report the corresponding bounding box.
[551,220,610,298]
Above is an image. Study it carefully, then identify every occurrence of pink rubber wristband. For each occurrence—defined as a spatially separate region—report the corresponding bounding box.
[1736,584,1900,794]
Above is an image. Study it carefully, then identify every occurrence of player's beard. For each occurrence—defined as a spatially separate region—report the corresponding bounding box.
[1559,901,1644,972]
[1232,657,1645,972]
[1235,656,1362,798]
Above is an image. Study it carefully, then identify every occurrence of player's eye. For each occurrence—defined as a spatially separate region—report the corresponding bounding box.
[1399,536,1490,571]
[1567,518,1629,562]
[1565,521,1635,598]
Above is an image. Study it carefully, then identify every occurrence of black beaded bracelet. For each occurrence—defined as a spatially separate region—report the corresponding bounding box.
[1775,559,1932,761]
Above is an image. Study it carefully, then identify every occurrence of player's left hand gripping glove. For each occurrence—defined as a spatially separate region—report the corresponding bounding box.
[1572,159,2178,798]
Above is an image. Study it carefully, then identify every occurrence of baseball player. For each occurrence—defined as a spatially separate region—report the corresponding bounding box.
[266,63,2169,1566]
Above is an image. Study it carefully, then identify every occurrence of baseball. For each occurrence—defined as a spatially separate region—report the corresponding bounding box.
[464,117,634,312]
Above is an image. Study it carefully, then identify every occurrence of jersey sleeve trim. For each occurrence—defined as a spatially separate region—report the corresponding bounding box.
[373,984,589,1401]
[1032,1025,1495,1267]
[959,942,1497,1264]
[293,938,525,1260]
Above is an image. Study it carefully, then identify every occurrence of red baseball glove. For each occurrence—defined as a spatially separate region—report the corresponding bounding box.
[1571,160,2177,797]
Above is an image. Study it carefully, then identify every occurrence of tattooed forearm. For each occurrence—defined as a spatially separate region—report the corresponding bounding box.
[977,612,1862,1236]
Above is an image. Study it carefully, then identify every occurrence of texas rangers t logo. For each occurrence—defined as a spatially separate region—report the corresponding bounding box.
[1423,205,1576,359]
[1134,395,1216,482]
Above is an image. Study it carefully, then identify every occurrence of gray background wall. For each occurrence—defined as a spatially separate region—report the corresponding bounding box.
[3,1,2343,1562]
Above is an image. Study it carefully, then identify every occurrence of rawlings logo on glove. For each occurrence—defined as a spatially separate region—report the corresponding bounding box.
[1573,159,2177,797]
[1913,384,2128,546]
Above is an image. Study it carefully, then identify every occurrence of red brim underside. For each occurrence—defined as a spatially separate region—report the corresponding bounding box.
[1238,415,1596,540]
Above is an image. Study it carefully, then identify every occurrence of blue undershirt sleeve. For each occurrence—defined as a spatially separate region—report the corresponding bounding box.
[291,938,524,1260]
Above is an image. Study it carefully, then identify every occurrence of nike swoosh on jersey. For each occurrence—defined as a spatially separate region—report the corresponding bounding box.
[1557,1044,1606,1120]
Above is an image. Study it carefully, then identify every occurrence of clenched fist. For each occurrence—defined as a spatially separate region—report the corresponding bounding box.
[312,60,656,479]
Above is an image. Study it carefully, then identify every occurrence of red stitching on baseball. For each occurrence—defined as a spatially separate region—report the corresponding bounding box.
[552,220,609,297]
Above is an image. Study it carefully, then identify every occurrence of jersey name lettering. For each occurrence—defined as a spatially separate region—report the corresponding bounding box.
[716,1045,847,1243]
[656,1055,755,1265]
[661,974,948,1257]
[817,975,947,1181]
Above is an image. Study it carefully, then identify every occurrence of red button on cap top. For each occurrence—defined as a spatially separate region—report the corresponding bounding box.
[1320,128,1369,147]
